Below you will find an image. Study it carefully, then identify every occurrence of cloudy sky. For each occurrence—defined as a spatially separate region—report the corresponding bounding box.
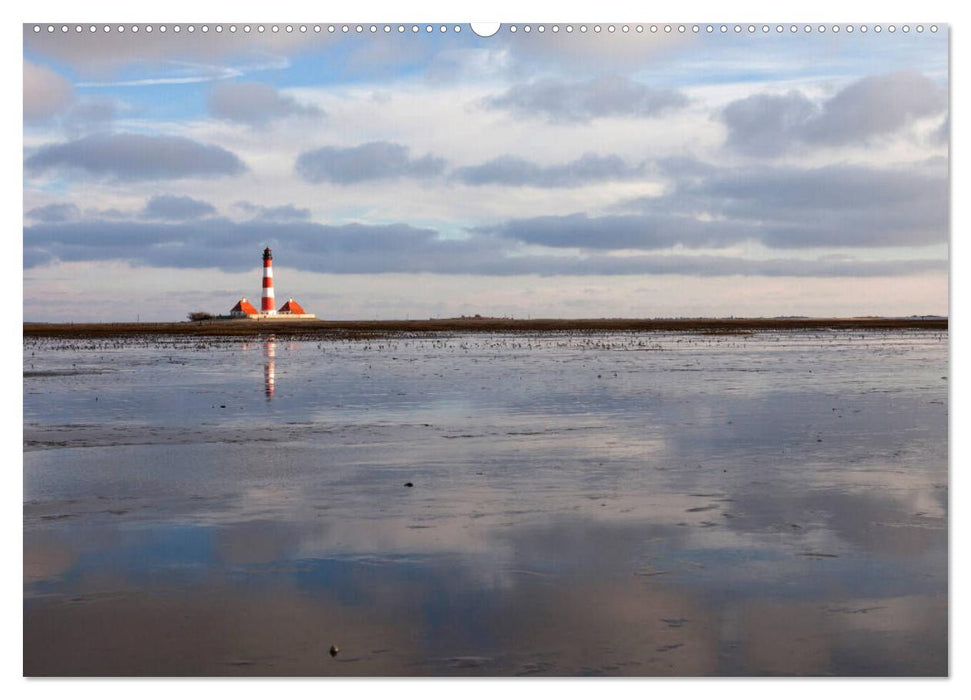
[23,24,949,321]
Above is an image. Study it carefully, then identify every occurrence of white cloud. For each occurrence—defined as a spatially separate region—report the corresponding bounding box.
[23,61,75,122]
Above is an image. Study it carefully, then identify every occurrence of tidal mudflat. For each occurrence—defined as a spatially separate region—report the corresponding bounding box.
[23,330,948,676]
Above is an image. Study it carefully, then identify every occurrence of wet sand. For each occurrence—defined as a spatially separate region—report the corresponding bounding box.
[23,330,948,675]
[23,316,947,339]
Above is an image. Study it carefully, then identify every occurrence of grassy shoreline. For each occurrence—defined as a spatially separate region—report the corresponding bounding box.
[23,317,948,339]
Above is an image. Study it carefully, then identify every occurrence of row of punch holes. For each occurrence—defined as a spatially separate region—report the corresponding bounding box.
[32,23,940,35]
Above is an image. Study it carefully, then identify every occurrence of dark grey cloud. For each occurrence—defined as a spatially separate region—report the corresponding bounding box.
[208,81,323,126]
[142,195,217,221]
[236,201,311,222]
[452,153,646,188]
[295,142,446,184]
[23,247,55,269]
[805,72,947,144]
[482,212,749,250]
[721,91,817,157]
[63,97,117,136]
[25,133,247,181]
[687,162,948,248]
[23,215,945,280]
[485,74,689,123]
[23,219,482,274]
[652,156,720,180]
[494,160,947,251]
[26,203,80,223]
[723,72,948,156]
[84,207,130,220]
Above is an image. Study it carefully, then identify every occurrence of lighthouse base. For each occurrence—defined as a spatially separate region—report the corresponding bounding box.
[236,313,317,320]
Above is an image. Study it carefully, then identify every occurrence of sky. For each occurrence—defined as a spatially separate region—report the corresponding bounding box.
[22,23,949,321]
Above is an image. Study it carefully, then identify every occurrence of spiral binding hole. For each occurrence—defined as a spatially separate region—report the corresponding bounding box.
[30,22,942,40]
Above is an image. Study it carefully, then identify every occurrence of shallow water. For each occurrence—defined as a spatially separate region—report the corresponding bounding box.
[23,330,948,676]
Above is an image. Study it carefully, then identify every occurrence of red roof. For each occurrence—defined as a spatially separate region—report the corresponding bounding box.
[231,298,259,315]
[278,298,306,314]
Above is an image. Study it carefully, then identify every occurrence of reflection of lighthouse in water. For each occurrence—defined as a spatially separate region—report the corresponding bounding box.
[264,337,276,399]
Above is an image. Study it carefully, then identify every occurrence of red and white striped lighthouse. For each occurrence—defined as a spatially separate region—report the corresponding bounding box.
[261,247,276,315]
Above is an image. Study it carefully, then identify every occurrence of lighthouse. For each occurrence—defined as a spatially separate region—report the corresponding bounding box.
[261,247,276,315]
[227,247,317,319]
